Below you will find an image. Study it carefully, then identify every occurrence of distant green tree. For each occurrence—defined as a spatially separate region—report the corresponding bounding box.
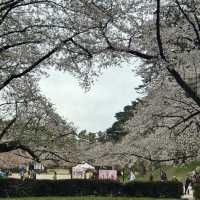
[78,130,97,143]
[78,130,88,141]
[88,132,97,143]
[96,131,107,142]
[106,100,141,141]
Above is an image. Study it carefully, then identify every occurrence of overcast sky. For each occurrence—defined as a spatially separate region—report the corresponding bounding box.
[39,63,142,133]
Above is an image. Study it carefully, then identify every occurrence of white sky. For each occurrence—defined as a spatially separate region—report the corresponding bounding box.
[39,63,142,133]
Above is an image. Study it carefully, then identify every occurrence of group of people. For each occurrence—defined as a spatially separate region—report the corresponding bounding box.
[127,169,181,183]
[127,170,167,182]
[19,161,36,180]
[160,169,200,195]
[125,168,200,196]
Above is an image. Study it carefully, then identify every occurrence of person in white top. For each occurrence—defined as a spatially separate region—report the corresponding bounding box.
[129,171,136,181]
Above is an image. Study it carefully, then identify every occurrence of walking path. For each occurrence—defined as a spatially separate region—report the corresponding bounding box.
[9,173,71,180]
[181,190,194,200]
[181,194,193,200]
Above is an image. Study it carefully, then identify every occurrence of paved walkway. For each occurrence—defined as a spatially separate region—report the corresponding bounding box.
[181,194,193,200]
[181,190,194,200]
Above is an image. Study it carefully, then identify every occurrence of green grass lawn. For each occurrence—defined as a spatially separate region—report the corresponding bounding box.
[0,198,179,200]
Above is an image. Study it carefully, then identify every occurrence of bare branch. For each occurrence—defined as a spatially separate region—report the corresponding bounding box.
[167,66,200,107]
[70,38,93,58]
[0,140,39,161]
[169,110,200,129]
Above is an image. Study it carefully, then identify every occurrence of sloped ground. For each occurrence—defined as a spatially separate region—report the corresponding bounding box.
[137,160,200,182]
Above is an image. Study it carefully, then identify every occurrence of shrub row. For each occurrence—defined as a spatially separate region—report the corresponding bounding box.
[125,181,183,198]
[0,179,183,198]
[193,184,200,200]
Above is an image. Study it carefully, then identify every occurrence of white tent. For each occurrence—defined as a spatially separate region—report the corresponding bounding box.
[72,163,95,179]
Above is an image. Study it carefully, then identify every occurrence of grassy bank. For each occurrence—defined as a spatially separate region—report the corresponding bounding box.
[137,160,200,182]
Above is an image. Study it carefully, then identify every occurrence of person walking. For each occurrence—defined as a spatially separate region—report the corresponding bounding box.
[160,170,167,181]
[185,175,192,194]
[19,165,25,180]
[53,171,57,180]
[28,161,36,179]
[128,171,136,181]
[149,173,154,181]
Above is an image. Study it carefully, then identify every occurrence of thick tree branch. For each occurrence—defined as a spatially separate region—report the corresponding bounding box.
[0,0,22,25]
[107,46,156,60]
[0,29,96,91]
[0,40,72,91]
[169,110,200,129]
[0,0,18,7]
[101,22,156,60]
[36,149,78,164]
[155,0,166,60]
[118,48,157,59]
[167,67,200,107]
[70,38,93,58]
[0,117,16,140]
[176,120,193,135]
[0,141,39,161]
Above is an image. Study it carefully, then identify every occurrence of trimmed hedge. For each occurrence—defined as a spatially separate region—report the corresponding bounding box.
[193,184,200,200]
[0,178,183,198]
[0,179,123,197]
[125,181,183,198]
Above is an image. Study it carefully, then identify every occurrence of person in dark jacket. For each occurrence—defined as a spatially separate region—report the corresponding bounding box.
[160,170,167,181]
[149,173,154,181]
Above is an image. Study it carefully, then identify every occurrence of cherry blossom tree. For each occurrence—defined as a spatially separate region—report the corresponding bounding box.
[0,76,78,163]
[114,75,200,164]
[80,74,200,166]
[2,0,200,165]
